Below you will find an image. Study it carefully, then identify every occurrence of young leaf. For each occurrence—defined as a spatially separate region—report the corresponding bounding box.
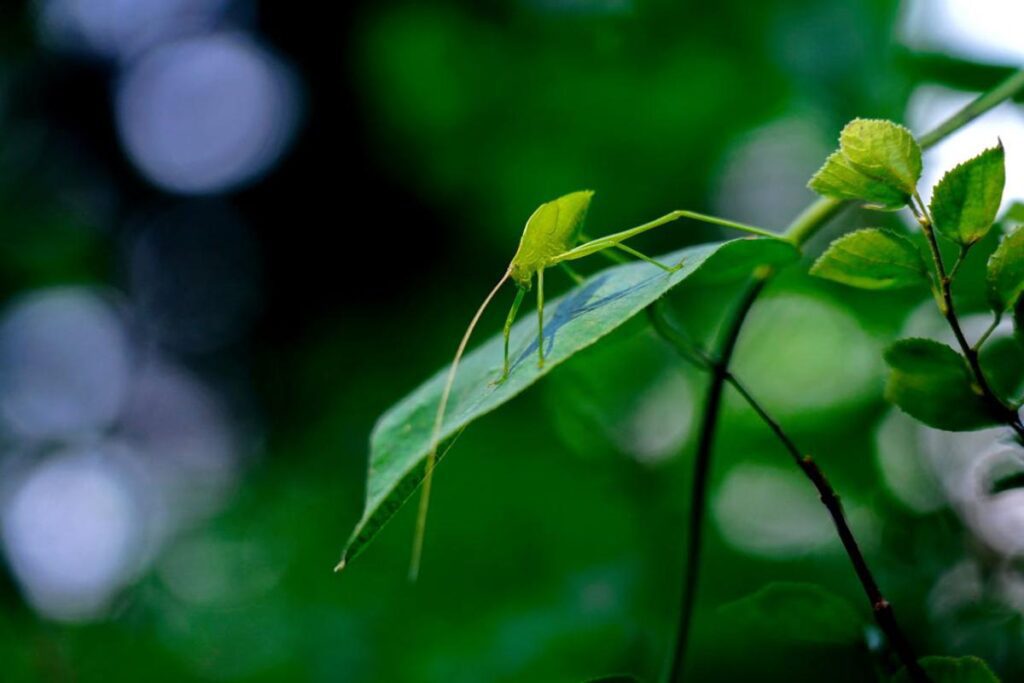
[718,582,864,645]
[339,238,799,567]
[987,226,1024,311]
[809,228,928,289]
[892,656,1000,683]
[839,118,922,196]
[930,143,1005,246]
[808,150,908,210]
[883,338,998,431]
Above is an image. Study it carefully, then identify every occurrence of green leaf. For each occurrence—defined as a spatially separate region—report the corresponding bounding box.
[582,676,640,683]
[808,150,909,210]
[839,118,923,196]
[809,228,928,289]
[987,226,1024,311]
[930,143,1005,246]
[883,339,998,431]
[719,582,864,645]
[339,238,799,567]
[892,656,1000,683]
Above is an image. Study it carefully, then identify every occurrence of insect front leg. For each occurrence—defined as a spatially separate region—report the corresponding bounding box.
[500,286,526,381]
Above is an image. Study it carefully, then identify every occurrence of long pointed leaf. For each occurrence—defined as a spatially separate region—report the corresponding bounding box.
[339,237,798,568]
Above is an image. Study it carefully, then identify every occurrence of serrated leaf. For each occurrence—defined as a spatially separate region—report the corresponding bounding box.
[809,228,928,289]
[892,656,1000,683]
[987,226,1024,311]
[808,150,909,210]
[883,339,998,431]
[719,582,864,645]
[340,238,799,567]
[930,143,1005,246]
[839,118,923,196]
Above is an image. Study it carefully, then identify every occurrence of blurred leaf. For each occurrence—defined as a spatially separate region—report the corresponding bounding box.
[990,471,1024,495]
[892,656,1000,683]
[339,238,798,567]
[809,228,928,289]
[719,582,865,646]
[1001,201,1024,224]
[987,226,1024,311]
[808,150,907,210]
[980,335,1024,402]
[583,676,640,683]
[930,143,1005,246]
[883,339,998,431]
[839,118,922,196]
[1014,296,1024,348]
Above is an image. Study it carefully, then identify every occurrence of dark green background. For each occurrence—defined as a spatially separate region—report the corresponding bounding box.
[1,1,1022,681]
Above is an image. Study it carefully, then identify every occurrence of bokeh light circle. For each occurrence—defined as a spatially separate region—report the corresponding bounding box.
[116,32,301,194]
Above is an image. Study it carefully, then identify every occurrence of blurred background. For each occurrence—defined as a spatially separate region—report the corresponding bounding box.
[1,0,1023,681]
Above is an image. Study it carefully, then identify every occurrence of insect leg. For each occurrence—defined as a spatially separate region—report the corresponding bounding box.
[613,243,681,272]
[501,286,526,381]
[551,210,782,264]
[558,262,585,284]
[536,267,545,367]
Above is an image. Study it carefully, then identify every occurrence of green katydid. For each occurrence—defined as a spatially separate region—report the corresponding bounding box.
[408,190,782,579]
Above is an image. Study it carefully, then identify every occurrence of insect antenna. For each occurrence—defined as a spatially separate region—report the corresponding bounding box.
[409,269,512,580]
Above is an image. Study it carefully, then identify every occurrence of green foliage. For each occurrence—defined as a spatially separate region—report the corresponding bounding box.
[987,226,1024,311]
[930,143,1005,246]
[893,656,1001,683]
[582,676,640,683]
[883,339,998,431]
[340,238,797,567]
[718,582,864,645]
[809,228,928,289]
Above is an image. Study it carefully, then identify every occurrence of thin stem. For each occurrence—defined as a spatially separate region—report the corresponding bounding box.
[723,373,929,682]
[917,69,1024,149]
[973,313,1003,353]
[662,69,1024,681]
[947,245,968,281]
[665,277,768,683]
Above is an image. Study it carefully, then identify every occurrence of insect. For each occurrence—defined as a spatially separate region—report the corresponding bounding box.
[409,190,779,579]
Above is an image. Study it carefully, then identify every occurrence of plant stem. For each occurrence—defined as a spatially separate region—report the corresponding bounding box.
[663,277,767,683]
[917,69,1024,149]
[973,313,1002,353]
[662,68,1024,682]
[909,194,1024,441]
